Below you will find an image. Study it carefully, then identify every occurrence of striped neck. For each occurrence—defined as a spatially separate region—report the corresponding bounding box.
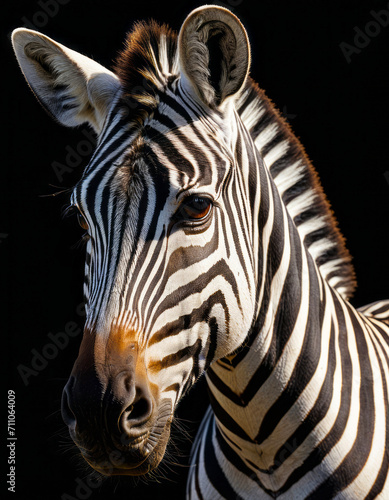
[205,122,333,487]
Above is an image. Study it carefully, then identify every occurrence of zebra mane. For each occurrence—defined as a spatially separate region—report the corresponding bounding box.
[114,20,178,126]
[114,22,356,300]
[236,79,356,299]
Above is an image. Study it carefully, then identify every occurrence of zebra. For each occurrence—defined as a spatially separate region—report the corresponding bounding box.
[12,5,389,499]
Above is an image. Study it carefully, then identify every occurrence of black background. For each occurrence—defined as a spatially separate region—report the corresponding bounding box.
[3,1,389,499]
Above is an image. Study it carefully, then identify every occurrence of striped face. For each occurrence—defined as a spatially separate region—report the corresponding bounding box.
[12,4,253,476]
[61,93,257,474]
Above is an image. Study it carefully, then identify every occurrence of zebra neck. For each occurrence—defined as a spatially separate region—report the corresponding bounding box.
[206,160,334,476]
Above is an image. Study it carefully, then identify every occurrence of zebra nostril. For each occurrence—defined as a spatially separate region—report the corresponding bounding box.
[124,396,152,426]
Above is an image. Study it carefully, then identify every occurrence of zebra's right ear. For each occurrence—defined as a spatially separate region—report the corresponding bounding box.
[178,6,250,110]
[11,28,121,134]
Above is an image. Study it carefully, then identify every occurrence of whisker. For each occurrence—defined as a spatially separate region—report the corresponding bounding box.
[39,186,73,198]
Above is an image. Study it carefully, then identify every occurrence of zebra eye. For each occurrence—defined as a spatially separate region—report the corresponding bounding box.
[180,196,213,221]
[77,212,89,230]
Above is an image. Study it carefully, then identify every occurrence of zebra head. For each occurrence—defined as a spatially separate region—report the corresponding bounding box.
[12,6,257,475]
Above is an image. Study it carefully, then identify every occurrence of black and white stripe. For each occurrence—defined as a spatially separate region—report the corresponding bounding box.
[12,5,389,498]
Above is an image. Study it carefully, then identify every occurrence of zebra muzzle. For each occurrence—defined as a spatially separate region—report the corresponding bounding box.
[61,329,172,475]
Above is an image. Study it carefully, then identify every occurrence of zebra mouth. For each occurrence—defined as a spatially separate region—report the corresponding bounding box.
[78,412,173,476]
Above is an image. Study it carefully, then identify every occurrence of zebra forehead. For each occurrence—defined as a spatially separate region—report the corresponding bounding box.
[77,130,228,212]
[116,128,229,190]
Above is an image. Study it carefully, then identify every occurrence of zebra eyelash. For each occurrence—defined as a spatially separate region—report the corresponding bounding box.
[62,204,90,238]
[62,204,78,219]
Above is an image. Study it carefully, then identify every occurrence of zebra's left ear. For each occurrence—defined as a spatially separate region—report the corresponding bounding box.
[11,28,121,134]
[178,6,250,109]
